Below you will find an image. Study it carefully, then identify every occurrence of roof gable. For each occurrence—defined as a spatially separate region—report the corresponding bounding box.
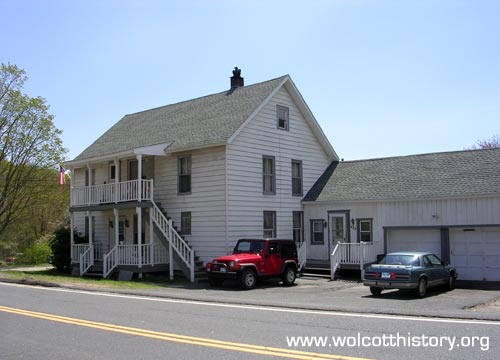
[304,148,500,202]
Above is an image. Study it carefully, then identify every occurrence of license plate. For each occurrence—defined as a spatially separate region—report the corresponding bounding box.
[381,272,391,279]
[220,267,227,273]
[378,282,390,286]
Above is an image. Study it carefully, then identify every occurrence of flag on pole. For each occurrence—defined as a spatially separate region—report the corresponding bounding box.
[59,165,65,186]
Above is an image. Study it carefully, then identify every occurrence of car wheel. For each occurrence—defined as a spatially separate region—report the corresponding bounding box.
[370,287,382,296]
[240,269,257,290]
[447,274,456,290]
[282,266,296,286]
[416,278,427,297]
[208,277,224,287]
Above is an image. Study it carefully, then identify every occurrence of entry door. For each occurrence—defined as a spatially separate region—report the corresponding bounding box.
[329,213,347,252]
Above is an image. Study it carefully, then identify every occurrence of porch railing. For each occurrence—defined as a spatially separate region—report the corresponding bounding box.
[330,242,378,280]
[102,244,169,278]
[72,244,89,263]
[71,179,153,207]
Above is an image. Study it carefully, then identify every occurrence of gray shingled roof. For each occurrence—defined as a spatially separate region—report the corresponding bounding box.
[73,76,288,161]
[304,148,500,202]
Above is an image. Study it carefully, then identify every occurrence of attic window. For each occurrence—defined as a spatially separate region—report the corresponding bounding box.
[276,105,289,131]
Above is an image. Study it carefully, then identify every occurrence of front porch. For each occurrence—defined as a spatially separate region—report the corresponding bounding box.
[303,242,380,280]
[72,243,169,278]
[330,242,379,279]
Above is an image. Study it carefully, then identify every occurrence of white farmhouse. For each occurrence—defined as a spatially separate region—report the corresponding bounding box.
[65,68,337,280]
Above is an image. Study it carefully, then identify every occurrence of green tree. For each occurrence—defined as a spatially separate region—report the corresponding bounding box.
[0,63,67,236]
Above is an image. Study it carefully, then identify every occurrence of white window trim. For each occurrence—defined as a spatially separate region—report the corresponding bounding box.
[276,105,289,131]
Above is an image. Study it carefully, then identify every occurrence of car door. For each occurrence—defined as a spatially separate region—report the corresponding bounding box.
[263,241,283,275]
[424,254,448,286]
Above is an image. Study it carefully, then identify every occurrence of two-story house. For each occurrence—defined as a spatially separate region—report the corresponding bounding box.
[65,68,337,280]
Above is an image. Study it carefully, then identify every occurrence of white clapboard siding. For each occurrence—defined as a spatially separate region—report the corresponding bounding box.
[154,146,227,261]
[304,195,500,260]
[226,86,331,249]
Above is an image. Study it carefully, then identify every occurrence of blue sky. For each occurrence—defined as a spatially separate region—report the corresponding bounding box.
[2,0,499,161]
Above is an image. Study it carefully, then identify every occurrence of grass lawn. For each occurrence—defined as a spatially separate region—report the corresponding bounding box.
[0,267,187,290]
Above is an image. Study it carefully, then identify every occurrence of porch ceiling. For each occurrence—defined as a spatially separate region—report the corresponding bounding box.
[69,201,152,213]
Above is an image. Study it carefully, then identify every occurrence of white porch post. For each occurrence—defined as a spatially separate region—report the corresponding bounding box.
[114,158,119,203]
[70,168,74,206]
[70,212,74,262]
[137,154,142,202]
[137,207,142,270]
[169,220,174,280]
[86,164,92,205]
[114,208,119,247]
[87,211,93,264]
[150,208,155,266]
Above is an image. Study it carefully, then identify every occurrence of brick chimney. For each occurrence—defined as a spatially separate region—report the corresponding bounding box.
[230,67,244,89]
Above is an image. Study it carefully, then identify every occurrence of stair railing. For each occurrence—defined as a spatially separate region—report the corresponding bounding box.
[103,246,118,278]
[80,245,94,276]
[330,243,341,280]
[151,201,194,282]
[297,241,306,272]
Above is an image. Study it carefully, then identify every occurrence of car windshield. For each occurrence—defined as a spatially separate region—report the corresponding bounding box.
[379,254,420,266]
[234,240,266,254]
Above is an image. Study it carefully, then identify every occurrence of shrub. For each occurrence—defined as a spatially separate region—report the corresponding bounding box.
[50,226,84,272]
[16,239,52,265]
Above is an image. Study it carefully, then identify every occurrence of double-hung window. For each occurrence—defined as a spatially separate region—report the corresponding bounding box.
[263,211,276,238]
[178,156,192,194]
[311,220,324,244]
[358,219,373,242]
[293,211,304,243]
[262,156,276,194]
[181,212,192,235]
[276,105,289,131]
[291,160,303,196]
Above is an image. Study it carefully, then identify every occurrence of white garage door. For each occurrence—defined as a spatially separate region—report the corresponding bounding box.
[387,229,441,257]
[450,228,500,281]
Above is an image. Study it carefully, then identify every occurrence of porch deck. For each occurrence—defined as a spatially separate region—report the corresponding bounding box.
[330,242,379,279]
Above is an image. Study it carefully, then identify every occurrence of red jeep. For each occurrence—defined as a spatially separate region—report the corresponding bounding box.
[206,238,299,290]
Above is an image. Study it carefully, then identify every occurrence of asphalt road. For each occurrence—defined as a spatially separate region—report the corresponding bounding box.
[0,282,498,360]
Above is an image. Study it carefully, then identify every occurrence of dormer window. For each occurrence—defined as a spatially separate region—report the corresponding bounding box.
[276,105,289,131]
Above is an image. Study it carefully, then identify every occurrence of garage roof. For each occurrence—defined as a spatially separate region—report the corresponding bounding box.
[304,148,500,202]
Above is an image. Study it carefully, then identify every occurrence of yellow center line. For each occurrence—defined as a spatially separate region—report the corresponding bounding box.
[0,305,371,360]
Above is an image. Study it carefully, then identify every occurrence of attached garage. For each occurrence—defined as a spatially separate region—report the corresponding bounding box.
[386,229,442,258]
[450,227,500,281]
[303,148,500,282]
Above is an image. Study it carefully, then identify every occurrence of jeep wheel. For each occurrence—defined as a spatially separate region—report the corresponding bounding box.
[282,266,296,286]
[240,269,257,290]
[208,276,224,287]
